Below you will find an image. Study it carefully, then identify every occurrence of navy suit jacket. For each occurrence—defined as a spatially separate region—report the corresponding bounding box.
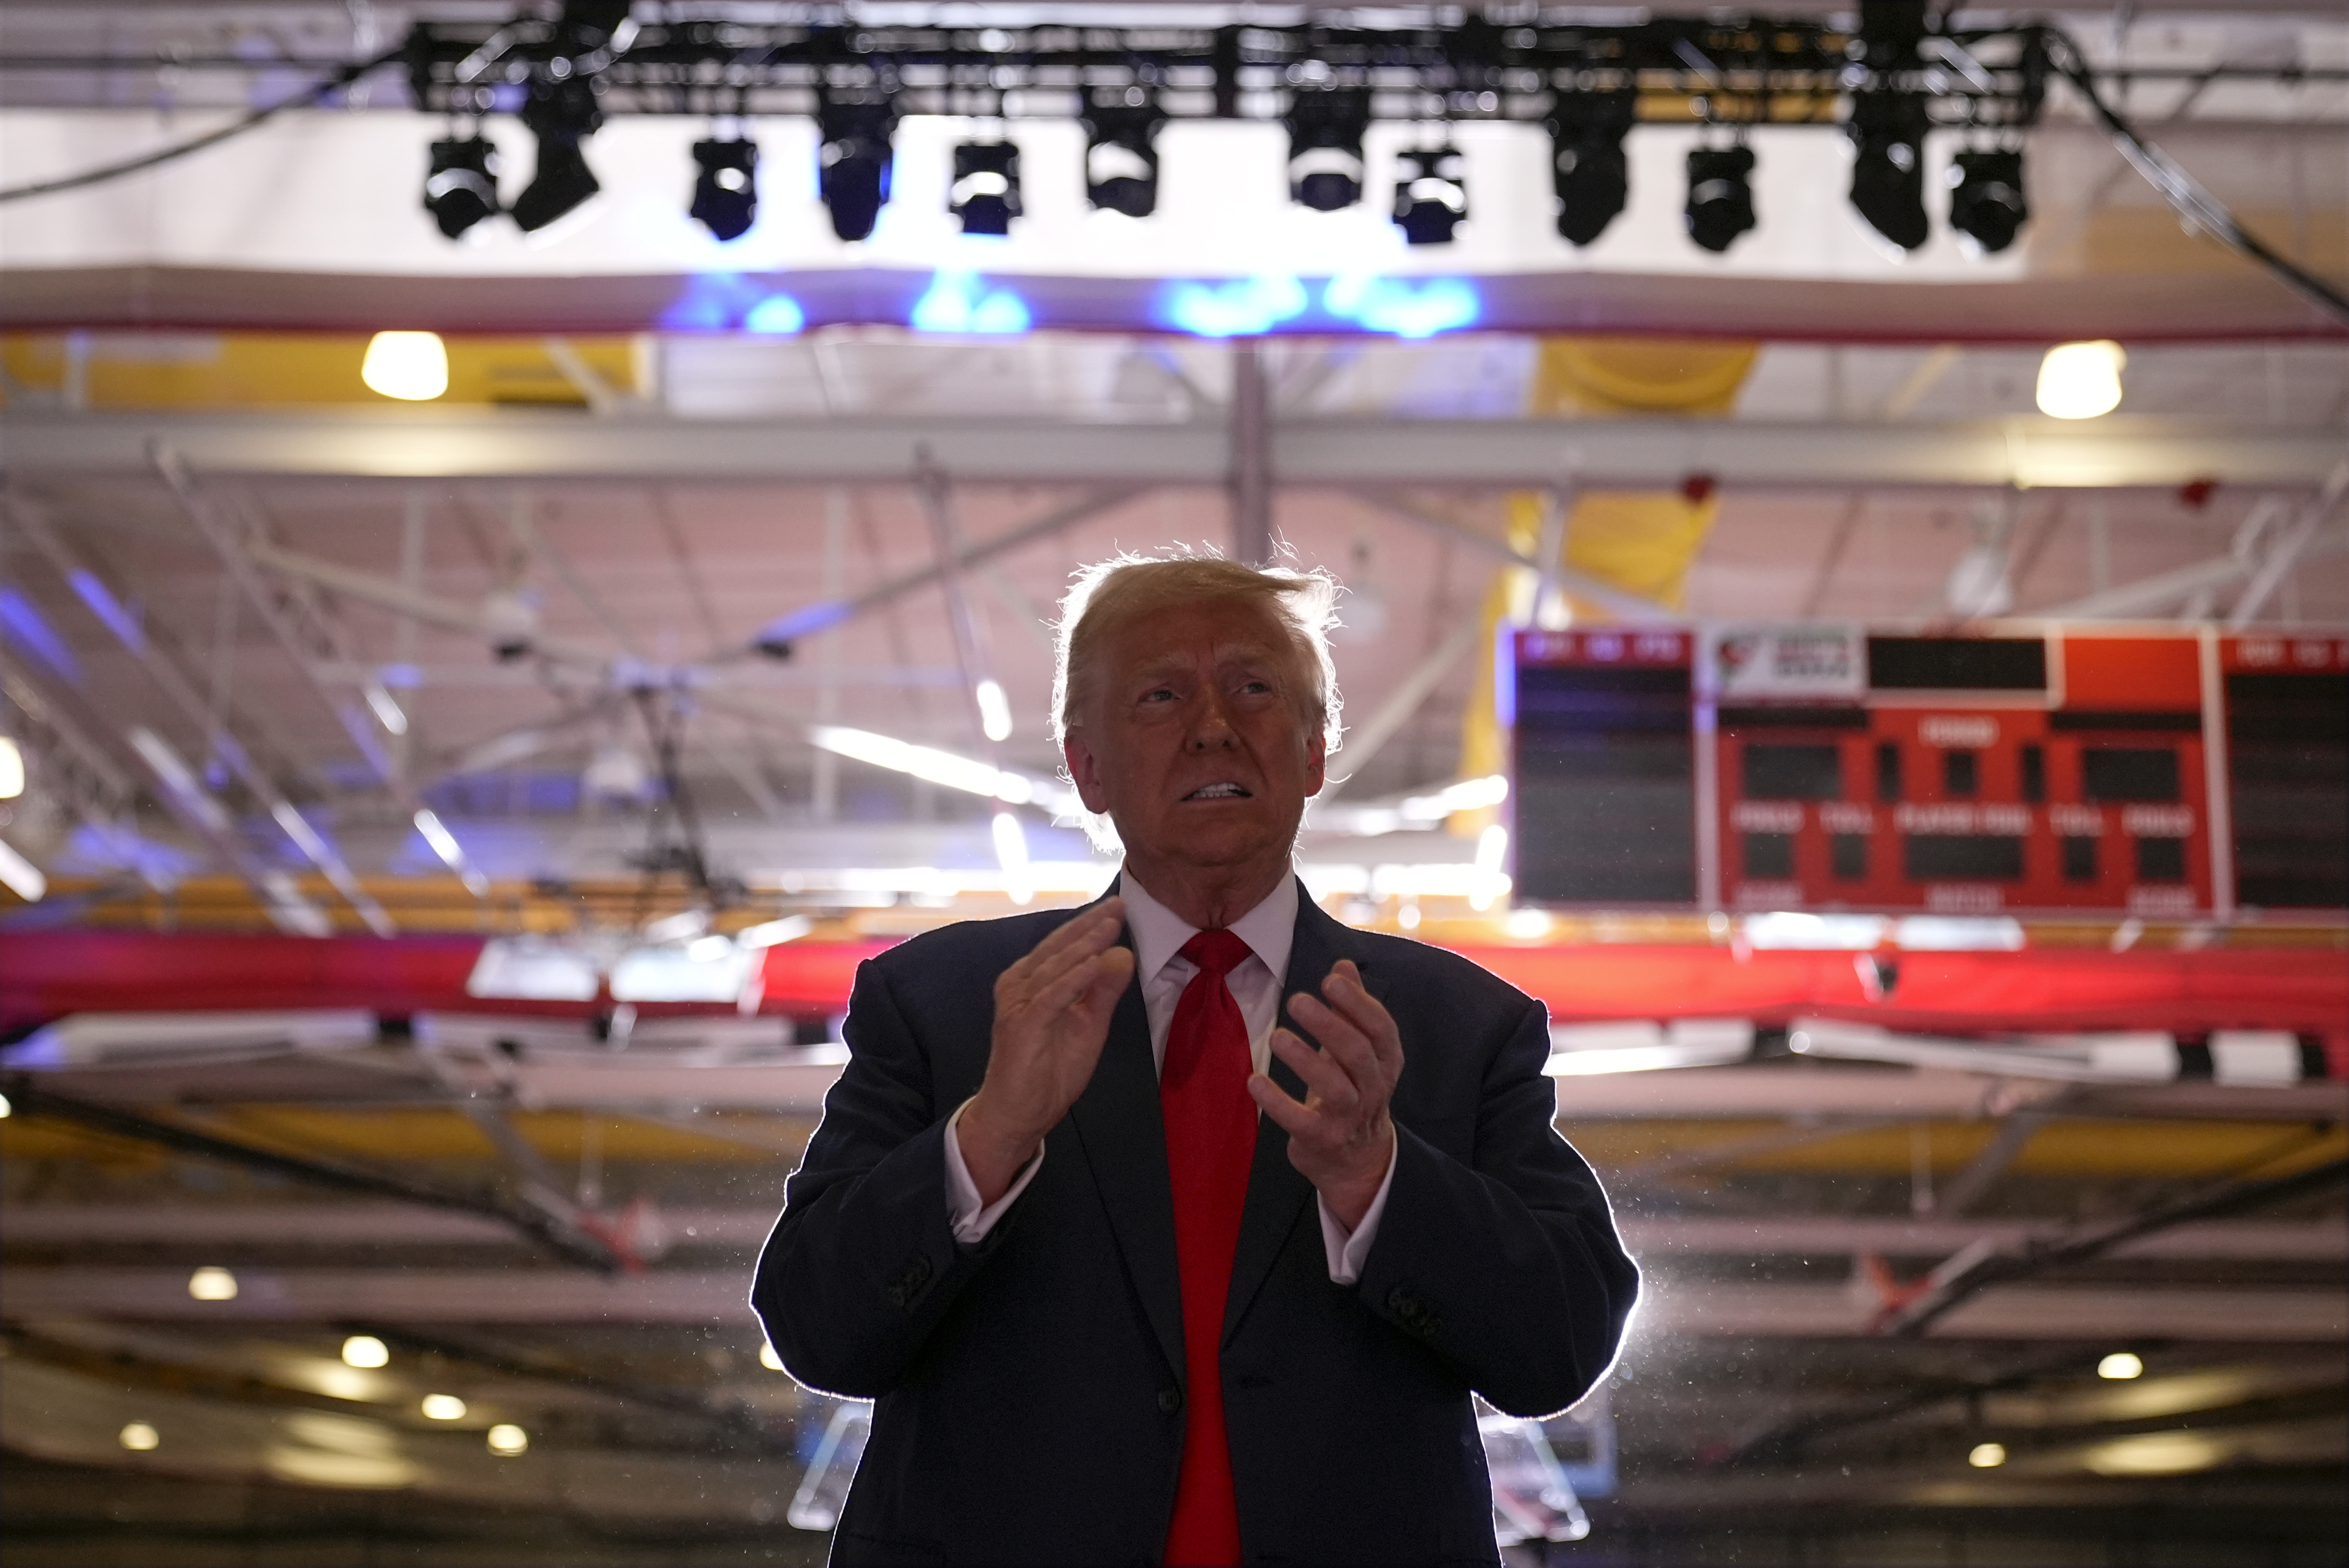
[753,884,1638,1567]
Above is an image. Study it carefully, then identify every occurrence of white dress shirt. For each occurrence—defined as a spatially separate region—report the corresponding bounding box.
[943,869,1399,1284]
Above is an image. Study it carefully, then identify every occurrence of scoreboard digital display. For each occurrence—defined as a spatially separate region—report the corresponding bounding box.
[1510,625,2349,920]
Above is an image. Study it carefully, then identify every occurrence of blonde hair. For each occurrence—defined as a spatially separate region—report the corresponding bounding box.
[1052,550,1344,754]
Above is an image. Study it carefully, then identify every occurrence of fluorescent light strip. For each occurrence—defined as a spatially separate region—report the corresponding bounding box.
[811,725,1037,806]
[0,838,46,902]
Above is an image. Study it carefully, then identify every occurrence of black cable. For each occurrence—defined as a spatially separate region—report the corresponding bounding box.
[0,45,405,205]
[2043,26,2349,327]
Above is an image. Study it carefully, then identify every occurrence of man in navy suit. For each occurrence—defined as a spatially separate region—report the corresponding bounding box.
[754,555,1637,1566]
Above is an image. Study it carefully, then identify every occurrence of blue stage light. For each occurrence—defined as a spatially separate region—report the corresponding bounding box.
[1322,276,1480,338]
[1161,275,1308,338]
[743,295,807,335]
[910,271,1031,335]
[660,272,795,332]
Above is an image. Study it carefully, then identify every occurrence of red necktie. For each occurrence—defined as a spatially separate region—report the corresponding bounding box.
[1159,929,1258,1568]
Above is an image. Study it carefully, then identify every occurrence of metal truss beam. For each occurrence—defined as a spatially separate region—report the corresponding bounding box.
[10,411,2339,491]
[2,1266,2334,1339]
[5,494,392,934]
[153,452,491,897]
[7,1204,2336,1263]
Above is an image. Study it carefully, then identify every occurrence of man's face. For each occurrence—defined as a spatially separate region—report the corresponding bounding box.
[1064,596,1326,878]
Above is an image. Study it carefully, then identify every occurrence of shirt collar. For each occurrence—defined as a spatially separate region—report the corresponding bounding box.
[1118,867,1298,989]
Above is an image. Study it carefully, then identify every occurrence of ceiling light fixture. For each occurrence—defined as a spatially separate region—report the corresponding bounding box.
[421,1393,468,1421]
[422,136,500,238]
[1391,146,1468,245]
[187,1266,238,1301]
[817,97,897,242]
[690,137,759,241]
[1948,148,2028,254]
[360,332,449,402]
[1968,1441,2006,1468]
[0,734,23,798]
[2035,340,2125,418]
[341,1334,390,1369]
[1685,145,1757,253]
[949,140,1023,236]
[2096,1351,2144,1380]
[1285,89,1369,211]
[1082,95,1164,217]
[487,1423,530,1455]
[1547,92,1635,247]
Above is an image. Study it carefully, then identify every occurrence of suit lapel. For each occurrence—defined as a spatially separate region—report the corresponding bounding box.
[1220,881,1346,1344]
[1067,942,1188,1383]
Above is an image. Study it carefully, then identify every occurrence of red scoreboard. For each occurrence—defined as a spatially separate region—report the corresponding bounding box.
[1509,625,2349,920]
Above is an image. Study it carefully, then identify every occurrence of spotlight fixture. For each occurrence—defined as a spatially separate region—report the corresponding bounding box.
[949,141,1022,236]
[512,76,603,233]
[422,136,500,238]
[690,138,758,242]
[1391,146,1467,245]
[816,97,897,242]
[1685,145,1757,253]
[1848,92,1932,251]
[1082,95,1164,218]
[1948,148,2028,254]
[1546,92,1635,247]
[1285,90,1370,211]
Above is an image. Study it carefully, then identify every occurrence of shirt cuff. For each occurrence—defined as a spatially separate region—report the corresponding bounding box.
[943,1097,1044,1245]
[1316,1125,1399,1286]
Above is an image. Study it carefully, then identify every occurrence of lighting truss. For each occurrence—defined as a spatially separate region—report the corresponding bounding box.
[405,13,2051,133]
[403,8,2057,251]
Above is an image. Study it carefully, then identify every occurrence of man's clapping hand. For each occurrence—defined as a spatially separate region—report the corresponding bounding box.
[1250,959,1401,1232]
[958,900,1137,1204]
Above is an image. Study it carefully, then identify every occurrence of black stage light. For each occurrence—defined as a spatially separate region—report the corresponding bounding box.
[1546,92,1635,247]
[423,136,500,238]
[817,98,897,242]
[1082,97,1164,218]
[513,75,604,232]
[1685,145,1757,253]
[1284,90,1370,211]
[1848,93,1932,251]
[1948,148,2028,254]
[690,138,759,242]
[1392,146,1467,245]
[949,141,1022,236]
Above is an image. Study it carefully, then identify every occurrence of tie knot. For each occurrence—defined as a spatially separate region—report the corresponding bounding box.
[1179,928,1252,980]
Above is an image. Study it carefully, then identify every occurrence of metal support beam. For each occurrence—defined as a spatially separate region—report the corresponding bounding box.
[153,451,489,899]
[0,1077,621,1273]
[8,1204,2338,1263]
[748,483,1148,648]
[2230,459,2349,626]
[1,1266,2334,1339]
[8,411,2342,490]
[1349,489,1676,624]
[1877,1155,2349,1337]
[1317,613,1488,803]
[910,452,1004,751]
[4,493,388,932]
[1230,341,1273,565]
[1933,1103,2060,1216]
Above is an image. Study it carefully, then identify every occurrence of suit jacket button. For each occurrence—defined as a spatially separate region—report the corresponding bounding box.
[1157,1387,1182,1415]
